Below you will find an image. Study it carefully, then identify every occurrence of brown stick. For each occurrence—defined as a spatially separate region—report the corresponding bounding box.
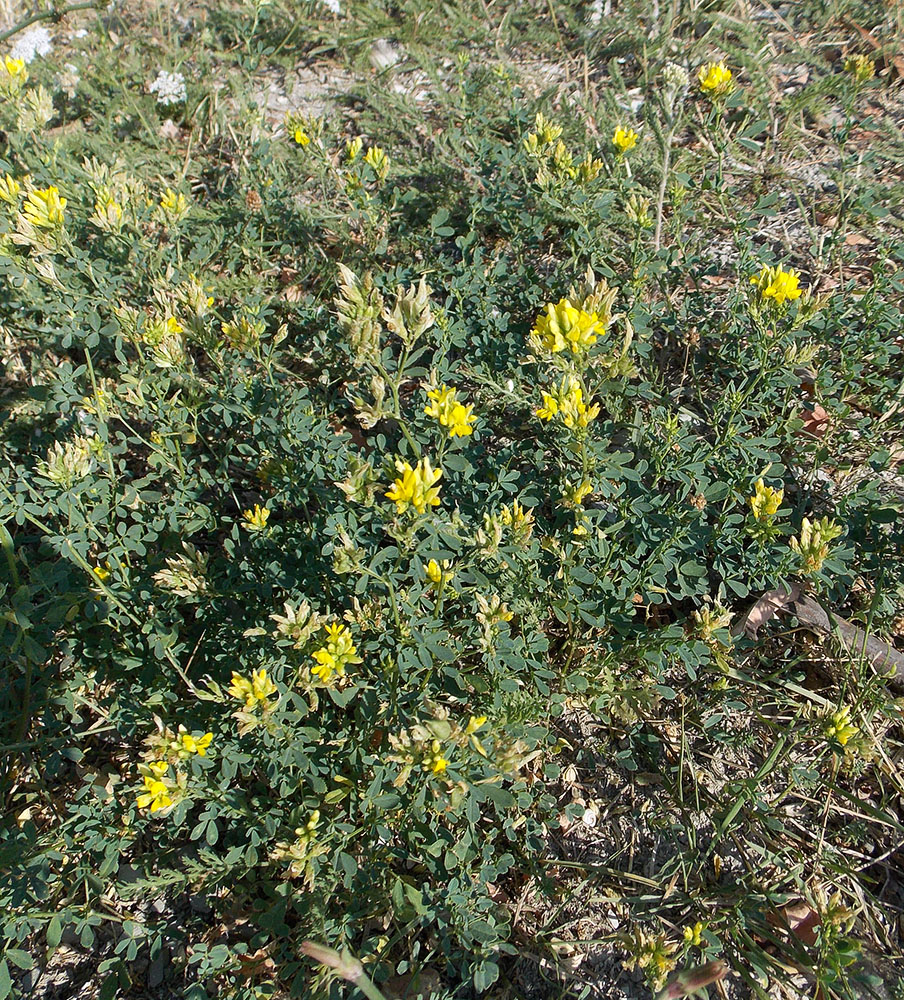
[736,585,904,690]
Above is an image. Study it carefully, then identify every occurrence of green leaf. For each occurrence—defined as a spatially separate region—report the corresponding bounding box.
[4,949,32,971]
[46,914,62,950]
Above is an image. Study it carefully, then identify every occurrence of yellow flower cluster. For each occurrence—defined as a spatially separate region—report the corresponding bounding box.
[844,54,875,83]
[310,622,362,685]
[612,126,638,153]
[748,478,783,521]
[522,113,601,186]
[751,264,803,306]
[499,499,534,544]
[364,146,390,183]
[625,193,653,229]
[0,173,21,205]
[385,457,442,514]
[623,929,677,990]
[158,188,189,223]
[683,922,705,947]
[790,516,843,574]
[273,809,324,879]
[536,377,600,429]
[423,739,449,774]
[242,504,271,531]
[425,558,454,587]
[824,705,858,748]
[531,298,604,355]
[228,668,278,709]
[424,384,477,437]
[285,111,323,147]
[698,61,733,98]
[23,186,67,229]
[0,55,28,97]
[92,190,124,233]
[178,730,213,756]
[523,113,562,151]
[136,761,174,814]
[562,479,593,507]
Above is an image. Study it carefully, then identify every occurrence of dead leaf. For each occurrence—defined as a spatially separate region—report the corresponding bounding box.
[236,948,277,979]
[798,403,830,437]
[768,901,821,946]
[733,585,801,638]
[383,967,443,999]
[845,231,872,247]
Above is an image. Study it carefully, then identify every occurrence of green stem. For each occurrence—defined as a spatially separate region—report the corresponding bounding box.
[0,523,20,588]
[354,972,390,1000]
[653,123,676,251]
[0,2,98,43]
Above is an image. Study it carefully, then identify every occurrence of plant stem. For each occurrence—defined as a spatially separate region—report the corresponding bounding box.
[0,2,98,44]
[654,123,675,251]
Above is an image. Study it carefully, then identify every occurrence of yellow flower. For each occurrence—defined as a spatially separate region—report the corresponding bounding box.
[136,776,173,813]
[625,193,653,228]
[499,499,534,544]
[612,126,639,152]
[790,516,843,574]
[424,739,448,774]
[562,479,593,507]
[179,731,213,756]
[0,56,28,96]
[824,705,858,748]
[91,190,123,232]
[748,478,783,521]
[536,392,559,421]
[346,136,363,162]
[242,504,271,531]
[23,186,67,229]
[364,146,390,183]
[531,298,604,355]
[751,264,803,305]
[424,384,477,437]
[536,377,599,429]
[228,668,277,709]
[683,922,704,947]
[0,173,21,206]
[285,111,322,148]
[535,113,563,146]
[698,61,733,97]
[159,188,189,222]
[464,714,488,756]
[844,54,875,83]
[385,457,443,514]
[425,558,454,587]
[310,622,362,685]
[93,564,111,582]
[578,153,604,184]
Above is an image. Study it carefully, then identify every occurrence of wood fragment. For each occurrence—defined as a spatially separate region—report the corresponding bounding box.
[737,585,904,689]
